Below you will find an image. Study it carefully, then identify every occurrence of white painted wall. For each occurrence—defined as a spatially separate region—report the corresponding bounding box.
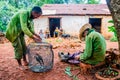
[61,16,89,36]
[34,15,112,39]
[34,16,48,34]
[34,16,89,36]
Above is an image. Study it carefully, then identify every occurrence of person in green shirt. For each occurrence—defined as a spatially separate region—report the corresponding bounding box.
[58,23,106,65]
[6,6,42,70]
[78,23,106,65]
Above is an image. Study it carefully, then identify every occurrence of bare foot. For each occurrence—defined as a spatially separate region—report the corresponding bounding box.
[23,61,28,66]
[17,66,28,70]
[17,66,26,70]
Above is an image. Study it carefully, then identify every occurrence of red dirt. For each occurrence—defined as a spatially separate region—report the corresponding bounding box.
[0,38,118,80]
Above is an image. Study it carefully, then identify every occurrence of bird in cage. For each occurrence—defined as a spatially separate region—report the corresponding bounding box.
[34,53,44,66]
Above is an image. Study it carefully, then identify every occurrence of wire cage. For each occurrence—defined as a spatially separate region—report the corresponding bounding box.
[27,42,54,72]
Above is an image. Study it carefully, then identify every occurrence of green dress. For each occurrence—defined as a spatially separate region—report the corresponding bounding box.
[80,29,106,65]
[6,10,34,59]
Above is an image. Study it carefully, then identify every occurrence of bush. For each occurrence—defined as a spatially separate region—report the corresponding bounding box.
[108,20,118,42]
[110,36,118,42]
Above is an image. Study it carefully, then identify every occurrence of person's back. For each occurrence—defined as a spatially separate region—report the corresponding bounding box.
[80,29,106,65]
[91,31,106,60]
[6,10,33,43]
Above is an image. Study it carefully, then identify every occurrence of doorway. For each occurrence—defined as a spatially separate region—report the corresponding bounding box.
[89,18,102,33]
[49,18,61,37]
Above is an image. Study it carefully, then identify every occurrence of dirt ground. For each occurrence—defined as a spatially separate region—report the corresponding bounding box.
[0,38,119,80]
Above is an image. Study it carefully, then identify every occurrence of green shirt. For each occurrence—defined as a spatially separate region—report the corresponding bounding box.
[6,10,34,42]
[80,29,106,65]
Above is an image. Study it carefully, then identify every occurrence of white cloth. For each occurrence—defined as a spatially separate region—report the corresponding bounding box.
[39,33,46,42]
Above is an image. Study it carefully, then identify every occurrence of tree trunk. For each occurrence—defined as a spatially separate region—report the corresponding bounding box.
[106,0,120,63]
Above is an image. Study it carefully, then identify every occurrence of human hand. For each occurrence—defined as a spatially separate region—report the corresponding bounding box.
[34,34,40,38]
[32,35,42,42]
[75,55,80,60]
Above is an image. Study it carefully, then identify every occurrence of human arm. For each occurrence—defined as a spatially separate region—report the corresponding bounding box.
[20,12,41,42]
[80,37,93,61]
[31,34,42,42]
[20,12,34,38]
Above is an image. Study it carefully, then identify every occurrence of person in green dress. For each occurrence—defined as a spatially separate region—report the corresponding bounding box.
[6,6,42,70]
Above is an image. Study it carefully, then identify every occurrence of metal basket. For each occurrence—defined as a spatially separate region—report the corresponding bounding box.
[27,42,54,72]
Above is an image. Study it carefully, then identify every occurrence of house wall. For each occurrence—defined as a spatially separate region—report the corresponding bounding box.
[34,16,89,36]
[34,16,48,34]
[88,16,113,39]
[61,16,89,36]
[34,15,113,39]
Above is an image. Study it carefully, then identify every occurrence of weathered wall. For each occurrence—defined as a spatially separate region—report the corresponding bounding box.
[34,16,89,36]
[34,16,48,34]
[61,16,89,36]
[88,16,113,39]
[34,15,113,39]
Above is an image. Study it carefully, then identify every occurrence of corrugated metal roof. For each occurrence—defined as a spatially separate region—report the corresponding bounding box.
[42,4,111,16]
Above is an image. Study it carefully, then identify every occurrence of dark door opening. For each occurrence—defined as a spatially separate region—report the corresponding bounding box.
[89,18,101,33]
[49,18,60,37]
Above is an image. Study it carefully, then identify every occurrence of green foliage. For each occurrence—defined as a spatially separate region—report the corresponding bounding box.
[108,20,114,23]
[63,0,100,4]
[77,0,86,4]
[98,67,119,78]
[108,20,117,38]
[88,0,100,4]
[65,66,80,80]
[54,0,64,4]
[0,21,6,32]
[0,1,18,32]
[108,20,118,42]
[110,36,118,42]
